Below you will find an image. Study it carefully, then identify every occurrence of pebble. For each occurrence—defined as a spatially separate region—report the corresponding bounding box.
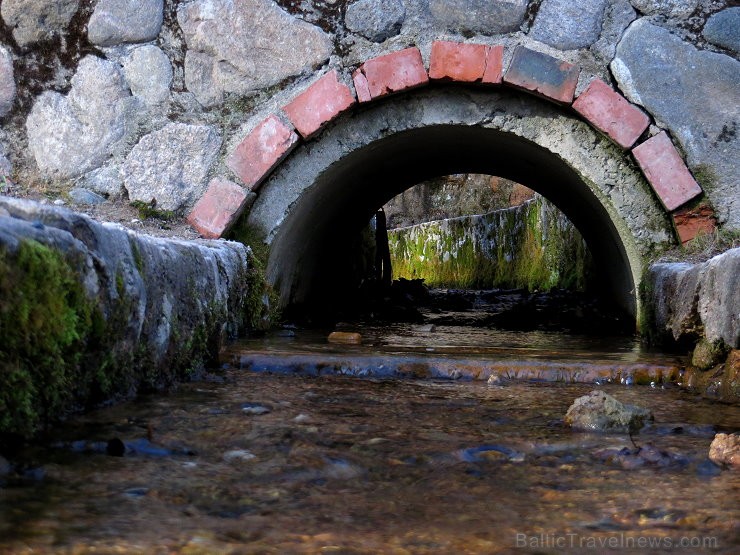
[123,487,150,498]
[591,444,689,469]
[455,444,525,463]
[327,331,362,344]
[53,199,66,206]
[223,449,256,463]
[241,403,271,415]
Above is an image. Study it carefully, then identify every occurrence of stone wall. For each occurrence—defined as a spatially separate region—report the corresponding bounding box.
[0,1,736,234]
[643,248,739,350]
[383,174,535,229]
[388,195,592,290]
[0,196,252,437]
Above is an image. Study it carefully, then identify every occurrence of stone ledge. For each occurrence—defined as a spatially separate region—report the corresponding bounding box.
[646,248,739,349]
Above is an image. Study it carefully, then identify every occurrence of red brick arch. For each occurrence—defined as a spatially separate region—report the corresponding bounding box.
[188,42,712,244]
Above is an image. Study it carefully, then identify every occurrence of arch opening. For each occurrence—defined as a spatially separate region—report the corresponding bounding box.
[268,125,631,319]
[245,87,674,327]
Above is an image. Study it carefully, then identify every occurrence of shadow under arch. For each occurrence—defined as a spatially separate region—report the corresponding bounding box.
[245,87,674,323]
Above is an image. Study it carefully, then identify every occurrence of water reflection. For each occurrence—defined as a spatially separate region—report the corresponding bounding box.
[1,364,738,553]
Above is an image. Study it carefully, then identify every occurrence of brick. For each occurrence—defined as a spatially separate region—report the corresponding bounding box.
[482,45,504,84]
[187,177,251,239]
[428,41,504,84]
[429,41,486,82]
[227,114,299,191]
[353,71,372,102]
[352,47,429,102]
[573,78,649,149]
[283,70,356,139]
[503,46,580,104]
[672,204,716,244]
[632,131,703,211]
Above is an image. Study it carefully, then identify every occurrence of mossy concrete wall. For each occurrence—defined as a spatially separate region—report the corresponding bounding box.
[388,195,592,291]
[0,196,253,437]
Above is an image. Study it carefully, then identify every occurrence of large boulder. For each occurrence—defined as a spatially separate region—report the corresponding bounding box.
[612,20,740,229]
[646,248,740,349]
[530,0,610,50]
[0,45,15,117]
[345,0,406,43]
[429,0,528,35]
[122,123,221,213]
[0,0,79,47]
[88,0,164,47]
[565,390,653,433]
[122,45,172,106]
[177,0,332,107]
[26,55,138,179]
[703,7,740,56]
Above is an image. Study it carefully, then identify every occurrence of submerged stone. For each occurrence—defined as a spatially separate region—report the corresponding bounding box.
[708,433,739,469]
[565,390,653,433]
[328,331,362,344]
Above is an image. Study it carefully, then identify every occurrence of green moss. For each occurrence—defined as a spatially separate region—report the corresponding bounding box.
[130,240,145,274]
[227,220,280,330]
[389,197,592,292]
[690,164,718,193]
[130,200,177,221]
[0,239,93,436]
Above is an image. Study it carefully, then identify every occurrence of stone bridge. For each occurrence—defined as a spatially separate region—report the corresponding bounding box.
[1,0,737,318]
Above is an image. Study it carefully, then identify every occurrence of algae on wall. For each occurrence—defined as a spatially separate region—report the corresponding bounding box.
[0,239,94,437]
[0,197,255,439]
[388,196,592,291]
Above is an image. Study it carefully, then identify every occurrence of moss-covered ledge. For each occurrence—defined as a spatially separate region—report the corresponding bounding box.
[388,196,592,291]
[0,197,254,438]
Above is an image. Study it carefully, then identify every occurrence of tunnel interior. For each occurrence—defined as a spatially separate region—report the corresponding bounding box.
[266,124,637,326]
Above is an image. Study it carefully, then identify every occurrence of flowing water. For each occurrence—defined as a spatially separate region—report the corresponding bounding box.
[1,313,738,554]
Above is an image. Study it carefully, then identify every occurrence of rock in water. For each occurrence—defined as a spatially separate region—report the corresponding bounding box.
[709,433,739,469]
[564,390,653,433]
[328,331,362,344]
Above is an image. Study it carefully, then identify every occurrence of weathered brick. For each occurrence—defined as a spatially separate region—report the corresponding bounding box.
[482,45,504,84]
[428,41,504,84]
[573,78,649,149]
[283,70,356,139]
[503,46,580,104]
[353,71,372,102]
[187,177,251,239]
[227,114,299,191]
[352,47,429,102]
[672,203,716,244]
[632,131,703,211]
[429,41,486,82]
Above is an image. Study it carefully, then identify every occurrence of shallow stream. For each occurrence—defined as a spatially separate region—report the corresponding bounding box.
[1,311,738,553]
